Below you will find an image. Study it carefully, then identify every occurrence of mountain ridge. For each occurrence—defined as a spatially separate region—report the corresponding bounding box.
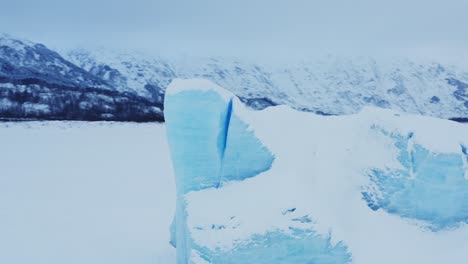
[1,33,467,122]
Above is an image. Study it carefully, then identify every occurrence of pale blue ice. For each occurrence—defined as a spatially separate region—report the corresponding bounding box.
[194,228,351,264]
[363,128,468,231]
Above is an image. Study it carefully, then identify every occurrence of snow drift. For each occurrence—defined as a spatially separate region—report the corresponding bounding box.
[165,79,468,264]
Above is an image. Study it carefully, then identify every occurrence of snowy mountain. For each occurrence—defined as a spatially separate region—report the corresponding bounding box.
[66,49,172,103]
[1,33,467,121]
[66,49,468,120]
[0,34,163,121]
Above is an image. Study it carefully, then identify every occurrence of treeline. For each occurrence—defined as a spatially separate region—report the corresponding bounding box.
[0,78,164,122]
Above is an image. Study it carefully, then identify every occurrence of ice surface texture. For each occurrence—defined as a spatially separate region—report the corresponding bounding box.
[362,128,468,230]
[195,228,351,264]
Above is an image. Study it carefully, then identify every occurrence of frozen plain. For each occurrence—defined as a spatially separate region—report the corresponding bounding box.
[0,122,177,263]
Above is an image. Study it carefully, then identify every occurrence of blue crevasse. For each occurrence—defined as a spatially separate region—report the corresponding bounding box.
[362,128,468,230]
[165,86,351,263]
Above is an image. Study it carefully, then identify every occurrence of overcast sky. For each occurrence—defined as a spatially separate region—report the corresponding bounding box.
[1,0,468,64]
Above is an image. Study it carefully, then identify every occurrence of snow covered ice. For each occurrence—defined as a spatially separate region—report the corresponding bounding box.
[165,79,468,264]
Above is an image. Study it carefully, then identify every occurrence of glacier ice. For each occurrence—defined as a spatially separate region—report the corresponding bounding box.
[165,79,468,264]
[362,128,468,230]
[165,89,274,193]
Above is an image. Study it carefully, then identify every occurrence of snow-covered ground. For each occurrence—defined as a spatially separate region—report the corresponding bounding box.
[0,122,176,264]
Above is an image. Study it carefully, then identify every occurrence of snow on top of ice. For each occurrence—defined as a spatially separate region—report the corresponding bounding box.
[243,103,468,155]
[357,106,468,153]
[166,78,234,102]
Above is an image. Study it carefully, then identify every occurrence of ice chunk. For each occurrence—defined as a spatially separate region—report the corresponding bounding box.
[165,79,468,264]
